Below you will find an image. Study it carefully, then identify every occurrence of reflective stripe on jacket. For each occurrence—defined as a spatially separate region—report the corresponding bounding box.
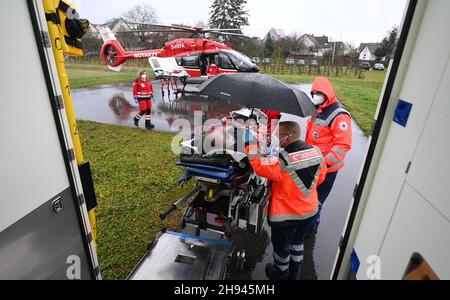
[306,77,352,173]
[247,141,327,225]
[133,79,154,99]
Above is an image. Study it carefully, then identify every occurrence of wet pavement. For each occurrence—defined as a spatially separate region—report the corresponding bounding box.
[72,82,241,133]
[72,81,369,280]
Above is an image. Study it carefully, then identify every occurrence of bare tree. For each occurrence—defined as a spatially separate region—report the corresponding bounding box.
[121,4,158,43]
[81,31,102,57]
[121,4,158,24]
[271,42,285,64]
[288,32,302,52]
[237,37,264,58]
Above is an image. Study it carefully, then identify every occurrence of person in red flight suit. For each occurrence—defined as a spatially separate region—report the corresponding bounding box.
[245,121,327,280]
[305,76,352,233]
[133,70,154,129]
[206,64,220,76]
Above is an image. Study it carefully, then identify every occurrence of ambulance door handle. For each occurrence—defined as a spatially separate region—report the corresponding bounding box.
[51,197,64,214]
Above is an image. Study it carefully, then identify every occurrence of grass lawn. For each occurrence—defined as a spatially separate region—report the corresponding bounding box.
[78,120,193,280]
[67,68,137,89]
[66,63,153,89]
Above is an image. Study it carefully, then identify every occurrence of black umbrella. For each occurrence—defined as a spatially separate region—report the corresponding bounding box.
[197,73,317,117]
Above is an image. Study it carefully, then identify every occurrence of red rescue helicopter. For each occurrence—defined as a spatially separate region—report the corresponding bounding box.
[99,23,259,79]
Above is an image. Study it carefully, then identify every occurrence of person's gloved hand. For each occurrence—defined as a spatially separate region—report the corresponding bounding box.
[134,97,138,104]
[267,143,278,156]
[243,128,257,145]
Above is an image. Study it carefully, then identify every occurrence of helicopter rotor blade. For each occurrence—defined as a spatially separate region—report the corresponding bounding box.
[204,28,243,32]
[114,30,249,38]
[207,31,248,37]
[115,30,196,34]
[106,20,251,37]
[123,22,198,32]
[118,22,249,34]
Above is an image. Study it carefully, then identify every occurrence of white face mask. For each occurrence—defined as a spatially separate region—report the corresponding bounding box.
[312,94,326,106]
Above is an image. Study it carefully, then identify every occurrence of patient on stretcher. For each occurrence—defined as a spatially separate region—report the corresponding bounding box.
[180,108,270,169]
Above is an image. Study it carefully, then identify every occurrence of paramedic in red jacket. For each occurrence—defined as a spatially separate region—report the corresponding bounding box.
[306,77,352,228]
[246,121,327,280]
[133,70,154,129]
[206,64,220,76]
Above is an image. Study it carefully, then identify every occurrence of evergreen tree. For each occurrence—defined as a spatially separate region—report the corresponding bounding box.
[264,35,274,58]
[208,0,249,32]
[375,26,399,61]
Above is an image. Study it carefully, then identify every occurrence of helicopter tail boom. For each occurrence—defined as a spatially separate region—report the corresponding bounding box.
[99,27,161,72]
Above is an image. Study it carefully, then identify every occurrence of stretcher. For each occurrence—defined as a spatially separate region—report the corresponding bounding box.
[129,161,269,279]
[129,110,271,280]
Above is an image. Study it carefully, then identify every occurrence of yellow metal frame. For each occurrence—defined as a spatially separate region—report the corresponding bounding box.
[43,0,96,244]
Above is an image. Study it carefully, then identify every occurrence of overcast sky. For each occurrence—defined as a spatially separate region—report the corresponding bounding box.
[73,0,408,46]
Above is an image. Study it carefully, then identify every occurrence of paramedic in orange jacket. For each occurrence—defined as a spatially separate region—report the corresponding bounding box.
[306,77,352,230]
[246,121,327,280]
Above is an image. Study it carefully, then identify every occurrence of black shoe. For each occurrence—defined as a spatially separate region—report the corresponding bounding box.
[145,120,154,130]
[265,263,282,280]
[133,117,139,127]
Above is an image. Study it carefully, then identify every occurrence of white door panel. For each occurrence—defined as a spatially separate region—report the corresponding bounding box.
[406,56,450,219]
[379,183,450,279]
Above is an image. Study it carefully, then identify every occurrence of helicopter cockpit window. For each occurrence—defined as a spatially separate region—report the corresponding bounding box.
[219,52,235,70]
[224,50,255,71]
